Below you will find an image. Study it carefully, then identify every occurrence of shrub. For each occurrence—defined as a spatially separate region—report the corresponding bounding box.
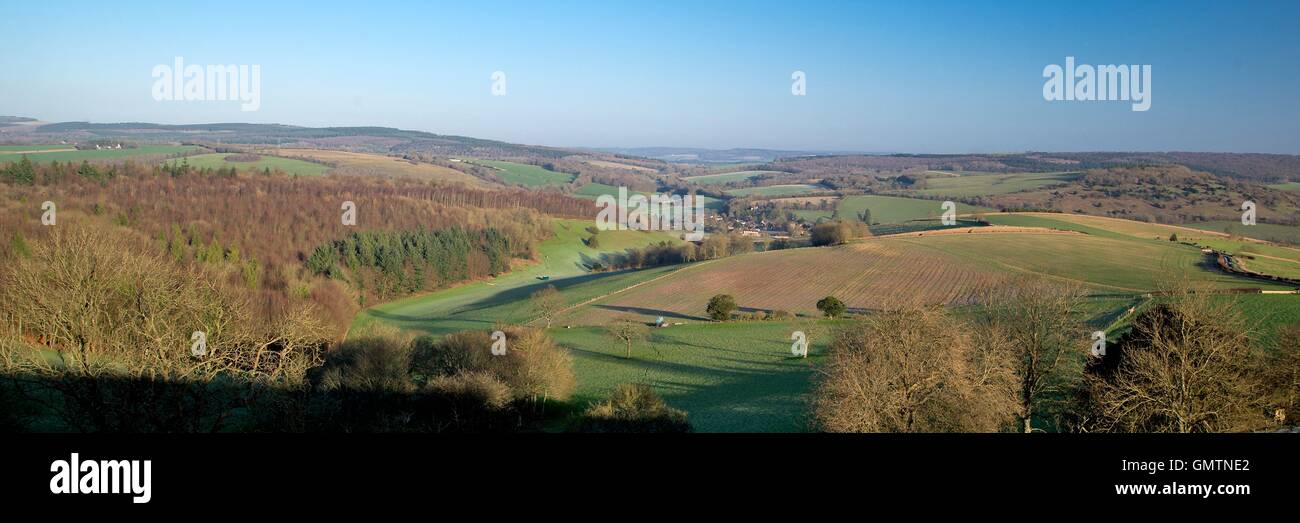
[816,296,847,318]
[427,371,512,410]
[317,333,414,394]
[810,220,867,246]
[706,294,738,321]
[410,327,574,403]
[573,384,691,433]
[770,309,794,320]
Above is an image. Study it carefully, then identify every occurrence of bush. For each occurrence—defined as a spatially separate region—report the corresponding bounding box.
[573,384,691,433]
[309,333,421,432]
[427,371,512,410]
[816,296,847,318]
[770,309,794,320]
[706,294,738,321]
[410,327,574,403]
[317,333,414,394]
[810,220,867,246]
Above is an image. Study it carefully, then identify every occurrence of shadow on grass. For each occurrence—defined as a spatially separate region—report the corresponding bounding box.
[593,304,705,321]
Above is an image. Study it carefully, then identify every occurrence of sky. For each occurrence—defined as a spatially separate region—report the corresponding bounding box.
[1,0,1298,153]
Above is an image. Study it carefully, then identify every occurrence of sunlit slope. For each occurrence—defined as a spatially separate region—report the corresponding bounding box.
[987,213,1300,279]
[351,219,683,337]
[560,226,1292,325]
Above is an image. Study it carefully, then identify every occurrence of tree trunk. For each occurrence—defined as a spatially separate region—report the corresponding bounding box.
[1023,416,1032,433]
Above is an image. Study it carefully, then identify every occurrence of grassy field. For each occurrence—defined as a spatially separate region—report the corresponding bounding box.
[0,144,70,152]
[572,182,649,199]
[1227,294,1300,350]
[1,145,200,163]
[684,170,784,185]
[165,153,330,176]
[986,213,1300,279]
[583,159,657,172]
[552,320,832,432]
[351,219,683,338]
[725,184,825,197]
[837,195,995,224]
[914,171,1081,197]
[267,148,482,184]
[1267,182,1300,191]
[473,159,575,187]
[1186,221,1300,246]
[573,182,725,210]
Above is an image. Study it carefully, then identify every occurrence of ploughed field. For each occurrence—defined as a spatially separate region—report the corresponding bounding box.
[561,226,1291,325]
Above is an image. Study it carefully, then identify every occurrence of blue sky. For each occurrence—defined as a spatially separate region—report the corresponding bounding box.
[1,0,1298,153]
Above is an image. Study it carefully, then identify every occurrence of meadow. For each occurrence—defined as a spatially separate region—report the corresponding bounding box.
[725,184,826,197]
[267,148,482,184]
[351,219,682,337]
[473,159,575,187]
[572,182,649,199]
[837,194,995,224]
[0,144,72,152]
[165,153,331,176]
[986,213,1300,279]
[913,171,1081,197]
[552,320,832,432]
[684,170,784,185]
[1187,221,1300,247]
[1267,182,1300,191]
[574,182,725,210]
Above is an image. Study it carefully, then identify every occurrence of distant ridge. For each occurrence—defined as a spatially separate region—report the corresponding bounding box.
[588,146,881,164]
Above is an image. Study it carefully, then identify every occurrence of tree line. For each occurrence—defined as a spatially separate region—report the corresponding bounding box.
[306,226,524,299]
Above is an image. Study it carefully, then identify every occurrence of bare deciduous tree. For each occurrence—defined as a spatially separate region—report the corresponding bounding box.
[812,308,1019,432]
[979,279,1088,433]
[1083,292,1267,433]
[529,285,564,328]
[606,318,650,359]
[1259,322,1300,425]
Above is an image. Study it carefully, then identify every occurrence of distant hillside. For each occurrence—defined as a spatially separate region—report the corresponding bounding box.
[32,121,574,158]
[972,165,1300,225]
[592,147,869,164]
[766,152,1300,184]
